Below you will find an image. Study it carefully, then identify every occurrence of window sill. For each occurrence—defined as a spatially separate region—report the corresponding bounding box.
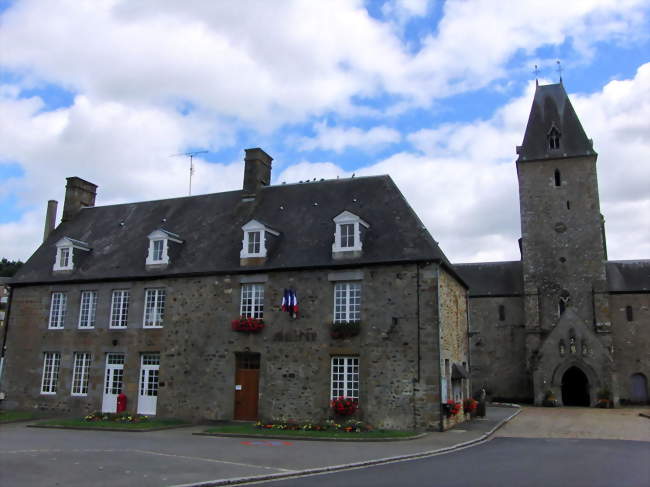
[47,327,64,330]
[40,392,57,395]
[109,326,128,330]
[143,325,163,329]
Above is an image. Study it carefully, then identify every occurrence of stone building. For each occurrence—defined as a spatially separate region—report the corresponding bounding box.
[0,150,471,430]
[457,82,650,406]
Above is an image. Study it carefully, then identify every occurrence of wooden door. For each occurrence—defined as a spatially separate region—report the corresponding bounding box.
[234,353,260,420]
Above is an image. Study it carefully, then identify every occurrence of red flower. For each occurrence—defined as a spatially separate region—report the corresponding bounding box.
[331,396,358,416]
[231,317,265,332]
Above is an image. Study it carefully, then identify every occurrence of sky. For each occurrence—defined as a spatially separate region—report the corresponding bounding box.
[1,0,648,264]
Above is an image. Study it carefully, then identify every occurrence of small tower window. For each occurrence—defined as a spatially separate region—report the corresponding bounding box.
[554,169,561,187]
[626,306,634,322]
[498,304,506,321]
[548,126,561,150]
[566,200,570,210]
[559,299,566,316]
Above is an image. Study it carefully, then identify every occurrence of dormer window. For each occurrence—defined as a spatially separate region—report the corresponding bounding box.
[240,220,279,259]
[146,229,183,266]
[332,211,369,256]
[548,125,561,150]
[53,237,90,271]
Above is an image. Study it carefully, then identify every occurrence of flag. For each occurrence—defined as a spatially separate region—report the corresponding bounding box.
[281,289,299,318]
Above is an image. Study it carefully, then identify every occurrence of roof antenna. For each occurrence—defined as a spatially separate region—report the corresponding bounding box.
[172,150,208,196]
[556,60,563,84]
[533,64,539,87]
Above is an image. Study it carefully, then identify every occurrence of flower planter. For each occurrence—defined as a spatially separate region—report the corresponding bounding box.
[331,396,358,416]
[330,321,360,339]
[231,317,265,333]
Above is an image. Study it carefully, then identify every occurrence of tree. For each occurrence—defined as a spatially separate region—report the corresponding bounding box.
[0,258,23,277]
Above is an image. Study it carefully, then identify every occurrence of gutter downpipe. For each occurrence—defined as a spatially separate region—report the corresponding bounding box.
[435,265,443,432]
[465,290,472,399]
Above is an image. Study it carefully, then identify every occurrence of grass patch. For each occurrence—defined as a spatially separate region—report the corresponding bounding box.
[35,417,188,430]
[0,410,41,423]
[204,423,416,439]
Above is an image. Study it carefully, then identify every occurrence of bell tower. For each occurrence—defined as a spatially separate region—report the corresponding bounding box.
[515,82,614,405]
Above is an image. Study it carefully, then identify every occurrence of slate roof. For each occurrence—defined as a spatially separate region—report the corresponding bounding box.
[517,83,596,163]
[606,260,650,293]
[13,175,457,285]
[454,261,523,297]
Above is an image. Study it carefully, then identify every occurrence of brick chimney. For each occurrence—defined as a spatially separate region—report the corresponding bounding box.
[43,200,58,242]
[243,148,272,197]
[62,177,97,222]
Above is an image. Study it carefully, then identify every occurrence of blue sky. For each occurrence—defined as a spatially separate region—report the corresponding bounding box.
[1,0,649,262]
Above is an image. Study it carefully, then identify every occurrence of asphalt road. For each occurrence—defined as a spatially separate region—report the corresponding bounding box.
[248,437,650,487]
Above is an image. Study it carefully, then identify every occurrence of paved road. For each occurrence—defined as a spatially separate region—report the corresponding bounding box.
[249,437,650,487]
[0,407,513,487]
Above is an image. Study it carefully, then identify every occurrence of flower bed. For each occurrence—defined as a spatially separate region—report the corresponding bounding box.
[330,321,360,338]
[255,418,372,433]
[331,396,358,416]
[231,317,265,332]
[84,412,149,423]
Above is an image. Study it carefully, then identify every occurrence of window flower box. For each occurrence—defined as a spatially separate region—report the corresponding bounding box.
[330,321,361,339]
[231,317,265,333]
[331,396,358,416]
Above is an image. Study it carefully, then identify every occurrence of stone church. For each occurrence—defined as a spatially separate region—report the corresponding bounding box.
[457,82,649,407]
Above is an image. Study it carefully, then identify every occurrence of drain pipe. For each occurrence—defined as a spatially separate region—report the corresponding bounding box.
[435,265,444,432]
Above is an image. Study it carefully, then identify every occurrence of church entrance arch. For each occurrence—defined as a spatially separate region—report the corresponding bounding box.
[561,366,590,406]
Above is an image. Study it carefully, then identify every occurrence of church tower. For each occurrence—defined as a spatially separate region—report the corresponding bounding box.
[516,82,615,406]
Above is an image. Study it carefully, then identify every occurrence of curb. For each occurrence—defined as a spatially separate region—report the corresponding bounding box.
[27,423,193,433]
[172,406,522,487]
[192,431,428,442]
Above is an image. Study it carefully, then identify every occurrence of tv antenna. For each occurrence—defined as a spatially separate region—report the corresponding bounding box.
[172,150,208,195]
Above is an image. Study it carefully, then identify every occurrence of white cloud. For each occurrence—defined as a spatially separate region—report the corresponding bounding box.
[1,0,647,126]
[271,65,650,262]
[297,122,402,153]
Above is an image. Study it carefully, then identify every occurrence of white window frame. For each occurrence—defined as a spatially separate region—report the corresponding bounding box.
[71,352,91,396]
[240,220,279,259]
[146,229,182,266]
[78,290,97,329]
[110,290,130,329]
[240,283,264,318]
[53,237,90,271]
[333,282,361,323]
[48,292,67,329]
[41,352,61,394]
[332,211,369,253]
[331,356,359,400]
[143,288,166,328]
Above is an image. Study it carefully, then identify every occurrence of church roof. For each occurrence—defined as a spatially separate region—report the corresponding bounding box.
[12,175,457,285]
[606,260,650,293]
[516,83,596,163]
[453,261,523,297]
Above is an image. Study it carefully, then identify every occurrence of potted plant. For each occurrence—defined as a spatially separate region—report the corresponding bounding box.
[542,390,558,407]
[463,398,478,416]
[231,316,265,333]
[596,388,611,408]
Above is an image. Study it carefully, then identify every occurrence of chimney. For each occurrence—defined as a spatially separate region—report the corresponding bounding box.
[243,148,273,197]
[62,177,97,222]
[43,200,58,242]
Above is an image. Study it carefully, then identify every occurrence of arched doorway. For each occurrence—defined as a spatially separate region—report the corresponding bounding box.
[562,366,590,406]
[630,373,648,404]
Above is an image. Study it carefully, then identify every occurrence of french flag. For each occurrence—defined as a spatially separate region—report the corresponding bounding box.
[282,289,299,317]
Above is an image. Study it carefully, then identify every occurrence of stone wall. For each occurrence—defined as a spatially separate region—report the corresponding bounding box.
[611,293,650,403]
[467,296,530,402]
[1,262,456,430]
[438,268,470,429]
